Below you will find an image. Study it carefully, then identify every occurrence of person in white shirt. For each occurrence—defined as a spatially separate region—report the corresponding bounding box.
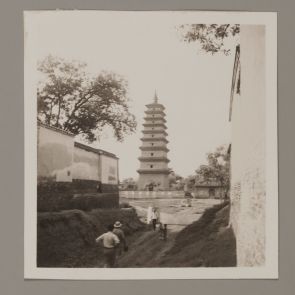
[95,224,120,267]
[151,207,159,231]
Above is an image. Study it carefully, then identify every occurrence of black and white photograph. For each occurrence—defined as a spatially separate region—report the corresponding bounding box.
[24,10,277,279]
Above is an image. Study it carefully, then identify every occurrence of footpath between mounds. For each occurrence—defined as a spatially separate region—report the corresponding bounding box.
[118,201,236,267]
[37,201,236,268]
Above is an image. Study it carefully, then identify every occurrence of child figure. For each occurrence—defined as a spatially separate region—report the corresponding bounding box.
[159,223,168,241]
[163,224,167,241]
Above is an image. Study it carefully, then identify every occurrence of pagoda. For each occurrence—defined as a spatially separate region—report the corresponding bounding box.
[137,92,170,190]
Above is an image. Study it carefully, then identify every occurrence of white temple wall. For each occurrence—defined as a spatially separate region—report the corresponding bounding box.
[229,25,266,266]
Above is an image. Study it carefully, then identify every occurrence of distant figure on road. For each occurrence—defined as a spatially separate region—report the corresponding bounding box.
[147,205,153,224]
[113,221,128,257]
[159,223,168,241]
[95,224,120,268]
[151,207,159,231]
[96,182,102,193]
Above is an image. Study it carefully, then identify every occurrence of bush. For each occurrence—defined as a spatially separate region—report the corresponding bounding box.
[37,182,73,212]
[71,194,119,211]
[119,202,132,208]
[37,181,120,212]
[37,208,145,267]
[37,186,119,212]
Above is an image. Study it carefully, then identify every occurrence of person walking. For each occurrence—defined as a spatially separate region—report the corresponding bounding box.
[147,205,153,224]
[113,221,128,258]
[151,207,158,231]
[95,224,120,268]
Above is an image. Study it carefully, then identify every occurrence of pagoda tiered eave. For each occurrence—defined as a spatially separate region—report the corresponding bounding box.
[144,110,165,116]
[137,168,170,175]
[140,137,169,143]
[142,130,168,136]
[145,103,165,110]
[143,123,167,129]
[139,146,169,152]
[143,117,166,123]
[138,156,170,163]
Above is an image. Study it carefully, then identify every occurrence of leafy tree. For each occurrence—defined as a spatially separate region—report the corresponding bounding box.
[194,145,230,189]
[184,175,196,190]
[178,24,240,55]
[120,178,137,190]
[37,55,137,142]
[169,171,185,190]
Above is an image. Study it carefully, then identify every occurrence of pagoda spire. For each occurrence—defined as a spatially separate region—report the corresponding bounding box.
[154,90,158,103]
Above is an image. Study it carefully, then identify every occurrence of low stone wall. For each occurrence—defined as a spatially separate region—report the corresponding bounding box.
[72,179,118,194]
[37,181,119,212]
[120,190,185,199]
[72,179,99,194]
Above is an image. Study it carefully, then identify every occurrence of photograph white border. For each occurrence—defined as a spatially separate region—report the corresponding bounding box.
[24,10,277,280]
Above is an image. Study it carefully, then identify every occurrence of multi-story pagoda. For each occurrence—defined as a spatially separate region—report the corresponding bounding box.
[137,92,170,190]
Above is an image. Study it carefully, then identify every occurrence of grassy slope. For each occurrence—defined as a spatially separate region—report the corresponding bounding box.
[157,202,237,267]
[119,201,236,268]
[37,202,236,268]
[118,228,179,268]
[37,208,144,267]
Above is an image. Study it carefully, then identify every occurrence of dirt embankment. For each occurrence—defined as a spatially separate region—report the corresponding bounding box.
[119,202,236,267]
[37,208,144,267]
[38,201,236,268]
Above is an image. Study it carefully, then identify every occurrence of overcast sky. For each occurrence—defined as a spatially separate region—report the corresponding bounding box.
[28,11,235,180]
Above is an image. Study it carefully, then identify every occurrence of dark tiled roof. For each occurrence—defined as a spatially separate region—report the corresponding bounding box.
[145,103,165,110]
[74,141,118,159]
[38,121,118,159]
[37,121,75,137]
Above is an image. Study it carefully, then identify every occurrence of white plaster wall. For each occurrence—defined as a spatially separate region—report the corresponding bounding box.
[37,125,74,182]
[230,25,266,266]
[72,147,100,181]
[100,155,118,184]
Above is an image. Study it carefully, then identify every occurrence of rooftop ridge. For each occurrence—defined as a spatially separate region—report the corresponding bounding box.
[74,141,118,159]
[37,121,75,137]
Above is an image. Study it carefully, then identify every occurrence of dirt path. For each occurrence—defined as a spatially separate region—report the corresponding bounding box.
[118,225,179,267]
[98,199,222,268]
[118,202,213,267]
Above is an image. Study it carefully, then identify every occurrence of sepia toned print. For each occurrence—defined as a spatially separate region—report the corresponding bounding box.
[24,11,277,279]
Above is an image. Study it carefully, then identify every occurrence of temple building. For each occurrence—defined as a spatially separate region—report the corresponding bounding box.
[137,92,170,190]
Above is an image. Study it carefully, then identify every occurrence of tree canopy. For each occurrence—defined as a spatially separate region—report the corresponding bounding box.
[178,24,240,55]
[37,55,137,142]
[194,145,230,188]
[120,178,137,190]
[168,171,185,190]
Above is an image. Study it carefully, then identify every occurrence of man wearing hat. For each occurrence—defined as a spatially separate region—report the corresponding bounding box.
[113,221,128,258]
[95,224,120,267]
